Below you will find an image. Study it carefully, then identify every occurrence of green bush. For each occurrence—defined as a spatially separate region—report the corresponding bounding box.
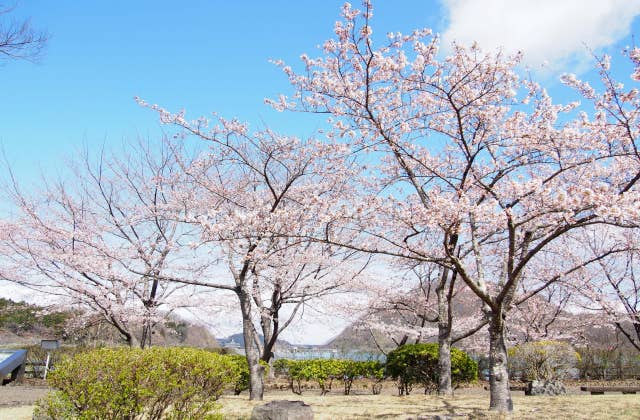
[34,347,237,419]
[278,358,340,395]
[508,340,580,381]
[339,359,385,395]
[273,358,291,376]
[385,343,478,395]
[226,354,269,395]
[274,358,385,395]
[273,359,304,394]
[304,359,343,395]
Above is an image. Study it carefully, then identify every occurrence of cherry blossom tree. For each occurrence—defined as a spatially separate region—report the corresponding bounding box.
[569,228,640,352]
[360,263,581,395]
[138,103,369,400]
[507,284,578,345]
[0,143,199,348]
[270,2,640,411]
[356,262,488,395]
[559,48,640,353]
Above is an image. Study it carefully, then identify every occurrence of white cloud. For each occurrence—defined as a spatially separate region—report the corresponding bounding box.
[440,0,640,69]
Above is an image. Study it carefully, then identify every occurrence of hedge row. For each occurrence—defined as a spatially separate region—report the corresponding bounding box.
[273,358,385,395]
[274,343,478,396]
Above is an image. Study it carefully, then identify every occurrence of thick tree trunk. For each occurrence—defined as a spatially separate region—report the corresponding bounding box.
[436,268,453,396]
[260,311,277,363]
[112,318,140,349]
[488,314,512,412]
[247,355,265,400]
[267,357,276,380]
[437,328,453,396]
[239,289,265,400]
[127,334,141,349]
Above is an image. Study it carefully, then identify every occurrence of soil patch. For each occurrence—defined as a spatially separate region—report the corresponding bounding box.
[0,381,48,407]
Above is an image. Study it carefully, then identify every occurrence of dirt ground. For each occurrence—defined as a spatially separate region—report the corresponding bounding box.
[218,387,640,419]
[0,379,49,420]
[0,381,48,405]
[2,381,640,419]
[0,406,34,420]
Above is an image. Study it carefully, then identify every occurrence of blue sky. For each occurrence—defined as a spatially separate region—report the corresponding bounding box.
[0,1,444,181]
[3,0,640,184]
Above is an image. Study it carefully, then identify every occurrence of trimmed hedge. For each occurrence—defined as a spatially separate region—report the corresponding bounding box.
[273,358,384,395]
[385,343,478,395]
[34,347,237,420]
[274,351,476,397]
[340,360,385,395]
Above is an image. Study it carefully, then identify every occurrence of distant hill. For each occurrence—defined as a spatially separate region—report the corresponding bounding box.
[0,298,219,349]
[325,291,638,354]
[0,298,68,346]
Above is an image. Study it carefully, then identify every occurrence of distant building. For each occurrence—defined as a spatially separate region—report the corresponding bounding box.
[222,338,245,355]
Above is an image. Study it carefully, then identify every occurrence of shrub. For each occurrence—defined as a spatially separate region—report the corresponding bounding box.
[282,359,307,395]
[385,343,478,395]
[282,359,342,395]
[307,359,342,395]
[363,360,386,395]
[226,354,269,395]
[575,347,640,380]
[34,347,237,419]
[273,358,291,377]
[508,340,580,381]
[274,358,385,395]
[341,359,385,395]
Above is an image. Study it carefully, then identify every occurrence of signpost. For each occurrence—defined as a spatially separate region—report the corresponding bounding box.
[40,339,59,379]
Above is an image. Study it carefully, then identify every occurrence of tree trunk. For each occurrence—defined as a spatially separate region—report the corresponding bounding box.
[140,279,159,349]
[267,357,276,380]
[247,356,265,400]
[437,328,453,396]
[436,268,453,396]
[113,319,139,349]
[239,289,265,401]
[488,314,512,412]
[260,311,277,363]
[127,334,141,349]
[140,322,151,349]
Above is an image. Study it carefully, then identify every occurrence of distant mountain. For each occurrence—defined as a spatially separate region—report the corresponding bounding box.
[325,291,638,354]
[0,298,219,349]
[0,298,68,346]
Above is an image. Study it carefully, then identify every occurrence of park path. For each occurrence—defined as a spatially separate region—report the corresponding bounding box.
[0,383,48,419]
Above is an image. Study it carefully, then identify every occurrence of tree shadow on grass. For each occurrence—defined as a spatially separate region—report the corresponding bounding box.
[386,397,512,420]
